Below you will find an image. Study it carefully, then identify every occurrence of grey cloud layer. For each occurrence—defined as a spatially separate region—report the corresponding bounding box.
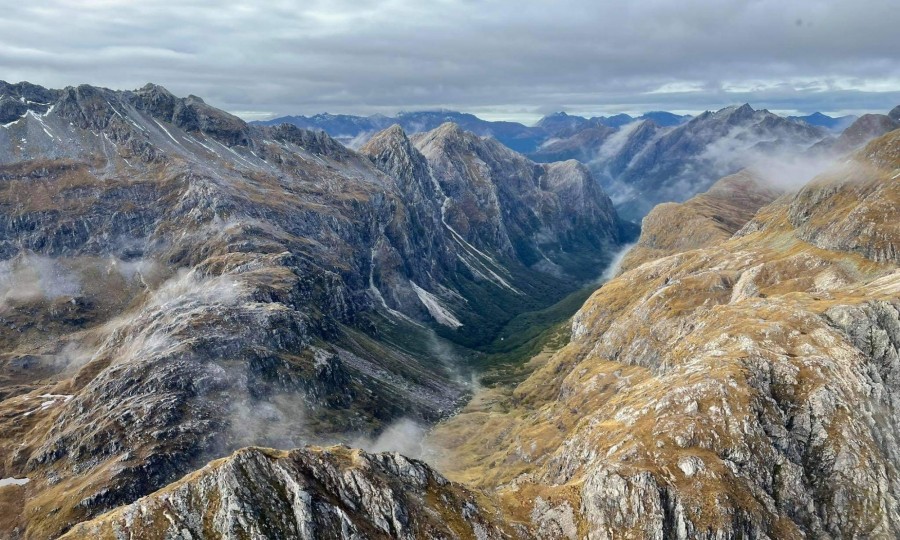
[1,0,898,120]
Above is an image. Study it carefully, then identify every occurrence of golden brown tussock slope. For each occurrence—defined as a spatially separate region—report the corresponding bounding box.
[619,169,783,273]
[428,129,900,539]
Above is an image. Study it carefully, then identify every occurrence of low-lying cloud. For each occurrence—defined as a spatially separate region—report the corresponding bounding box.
[0,254,80,308]
[697,124,838,191]
[350,417,431,459]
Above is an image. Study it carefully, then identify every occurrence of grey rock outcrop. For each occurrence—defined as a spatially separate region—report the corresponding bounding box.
[61,446,511,540]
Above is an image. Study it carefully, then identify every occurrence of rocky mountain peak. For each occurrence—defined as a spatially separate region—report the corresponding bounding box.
[268,123,351,158]
[361,123,411,153]
[716,102,756,123]
[137,82,174,94]
[0,81,59,123]
[891,105,900,122]
[789,128,900,263]
[132,82,179,116]
[1,75,899,540]
[429,126,900,539]
[822,111,900,154]
[411,121,480,158]
[61,445,512,540]
[0,81,638,538]
[430,121,468,140]
[131,82,251,147]
[536,111,577,125]
[54,84,122,131]
[359,124,431,184]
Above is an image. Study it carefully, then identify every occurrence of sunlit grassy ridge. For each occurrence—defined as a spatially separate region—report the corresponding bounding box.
[426,130,900,537]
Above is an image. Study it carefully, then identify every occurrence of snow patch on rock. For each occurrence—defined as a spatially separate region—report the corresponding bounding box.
[0,477,30,487]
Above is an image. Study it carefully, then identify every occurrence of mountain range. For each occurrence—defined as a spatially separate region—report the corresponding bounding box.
[256,108,854,150]
[254,110,546,153]
[427,128,900,537]
[256,106,884,222]
[542,103,831,220]
[788,111,858,132]
[0,80,898,539]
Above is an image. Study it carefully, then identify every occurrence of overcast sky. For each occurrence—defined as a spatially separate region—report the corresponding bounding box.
[1,0,898,124]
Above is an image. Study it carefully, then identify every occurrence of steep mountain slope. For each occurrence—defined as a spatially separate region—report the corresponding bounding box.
[0,82,60,124]
[410,123,624,274]
[638,111,693,128]
[258,106,839,224]
[534,111,690,135]
[598,104,827,220]
[254,109,693,155]
[530,119,663,184]
[256,106,899,225]
[429,128,900,538]
[528,124,618,164]
[526,104,836,221]
[3,78,897,539]
[0,82,629,539]
[533,112,594,135]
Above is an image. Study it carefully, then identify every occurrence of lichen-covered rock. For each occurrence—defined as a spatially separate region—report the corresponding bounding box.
[60,446,512,540]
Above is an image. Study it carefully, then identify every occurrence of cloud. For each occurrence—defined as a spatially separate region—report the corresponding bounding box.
[0,255,80,308]
[599,242,636,282]
[696,123,835,191]
[350,417,430,459]
[0,0,897,121]
[591,120,646,162]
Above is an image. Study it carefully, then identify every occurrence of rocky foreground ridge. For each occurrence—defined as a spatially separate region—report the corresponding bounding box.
[61,446,513,540]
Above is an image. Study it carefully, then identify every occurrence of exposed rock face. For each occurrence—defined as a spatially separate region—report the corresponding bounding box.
[0,82,60,123]
[610,104,827,219]
[412,123,625,274]
[255,105,864,222]
[429,129,900,539]
[528,125,617,163]
[256,110,545,153]
[255,109,692,156]
[60,446,511,540]
[0,81,629,539]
